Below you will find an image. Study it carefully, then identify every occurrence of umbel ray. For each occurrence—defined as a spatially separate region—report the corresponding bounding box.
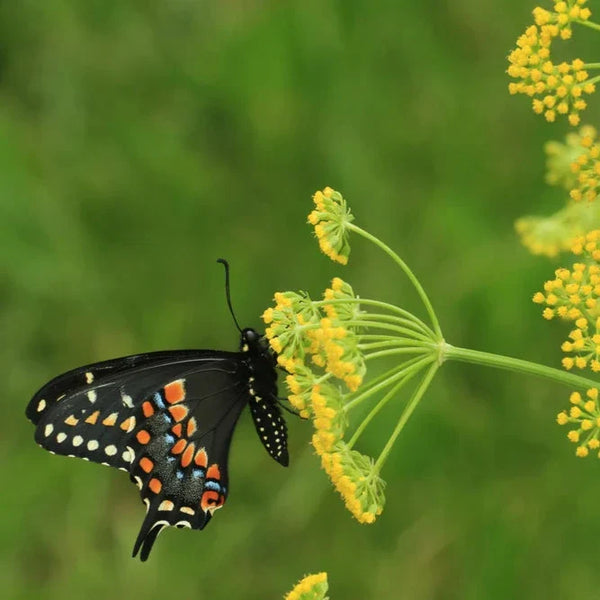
[26,259,289,561]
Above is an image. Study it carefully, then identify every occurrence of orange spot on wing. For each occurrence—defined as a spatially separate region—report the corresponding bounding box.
[136,429,151,444]
[201,490,224,513]
[181,443,195,468]
[168,405,188,423]
[164,380,185,404]
[139,457,154,473]
[102,413,118,426]
[171,423,182,437]
[64,415,78,426]
[194,448,208,468]
[148,478,162,494]
[186,417,197,437]
[206,464,221,481]
[84,411,100,424]
[120,416,135,431]
[142,401,154,417]
[171,439,187,455]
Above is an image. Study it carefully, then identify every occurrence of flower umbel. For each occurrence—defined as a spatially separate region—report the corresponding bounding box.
[265,188,443,523]
[556,388,600,456]
[284,573,329,600]
[570,127,600,202]
[268,186,600,523]
[308,187,354,264]
[534,230,600,371]
[507,1,599,126]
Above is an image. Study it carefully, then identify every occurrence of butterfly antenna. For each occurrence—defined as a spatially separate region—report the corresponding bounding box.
[217,258,243,333]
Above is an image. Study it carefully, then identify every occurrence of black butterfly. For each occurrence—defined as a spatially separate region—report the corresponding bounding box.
[26,261,288,561]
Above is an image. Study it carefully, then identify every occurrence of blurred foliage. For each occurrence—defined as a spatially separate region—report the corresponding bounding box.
[2,1,600,599]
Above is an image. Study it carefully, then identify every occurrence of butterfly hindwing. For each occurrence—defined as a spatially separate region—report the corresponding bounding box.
[130,367,253,559]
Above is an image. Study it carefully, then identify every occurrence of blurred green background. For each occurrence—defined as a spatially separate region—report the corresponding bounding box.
[2,2,600,599]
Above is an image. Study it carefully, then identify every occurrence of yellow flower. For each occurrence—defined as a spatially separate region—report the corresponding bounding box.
[533,1,592,41]
[515,200,600,257]
[545,125,597,189]
[322,277,362,323]
[310,383,346,453]
[308,187,354,265]
[536,232,600,369]
[570,128,600,202]
[318,442,385,524]
[507,3,595,125]
[284,573,329,600]
[557,387,600,456]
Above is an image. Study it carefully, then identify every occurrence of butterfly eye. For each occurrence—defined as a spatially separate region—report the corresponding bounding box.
[243,329,259,344]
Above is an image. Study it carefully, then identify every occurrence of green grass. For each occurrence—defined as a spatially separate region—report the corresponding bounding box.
[2,2,600,599]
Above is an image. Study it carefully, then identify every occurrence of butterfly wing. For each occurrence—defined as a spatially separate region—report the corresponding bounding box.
[248,399,289,467]
[27,350,252,560]
[129,368,251,560]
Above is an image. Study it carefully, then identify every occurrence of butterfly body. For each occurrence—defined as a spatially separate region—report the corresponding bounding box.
[26,328,288,561]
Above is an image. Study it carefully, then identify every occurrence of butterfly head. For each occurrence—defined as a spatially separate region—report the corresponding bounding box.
[240,328,270,354]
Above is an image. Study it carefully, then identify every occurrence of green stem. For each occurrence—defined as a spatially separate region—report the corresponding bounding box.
[359,340,424,351]
[583,62,600,69]
[373,359,439,473]
[577,19,600,33]
[347,223,443,339]
[347,356,432,449]
[344,355,428,412]
[314,297,434,336]
[360,313,432,341]
[443,344,600,390]
[366,347,435,361]
[350,319,433,339]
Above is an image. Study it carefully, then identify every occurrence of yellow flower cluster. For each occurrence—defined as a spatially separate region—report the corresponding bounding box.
[284,572,329,600]
[545,125,596,189]
[307,318,365,392]
[507,2,594,125]
[322,277,361,323]
[308,187,354,265]
[265,280,365,391]
[310,383,346,455]
[263,291,321,372]
[515,199,600,257]
[263,276,386,523]
[533,1,591,40]
[533,230,600,370]
[317,442,385,524]
[556,388,600,456]
[285,363,317,418]
[570,127,600,202]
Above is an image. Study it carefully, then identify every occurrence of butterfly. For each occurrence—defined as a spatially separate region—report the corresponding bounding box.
[25,260,288,561]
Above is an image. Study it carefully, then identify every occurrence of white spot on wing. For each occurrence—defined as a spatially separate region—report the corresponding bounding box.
[104,444,117,456]
[37,399,47,412]
[44,423,53,437]
[56,432,67,443]
[72,435,83,447]
[121,394,133,408]
[85,372,94,384]
[87,390,97,403]
[87,440,99,451]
